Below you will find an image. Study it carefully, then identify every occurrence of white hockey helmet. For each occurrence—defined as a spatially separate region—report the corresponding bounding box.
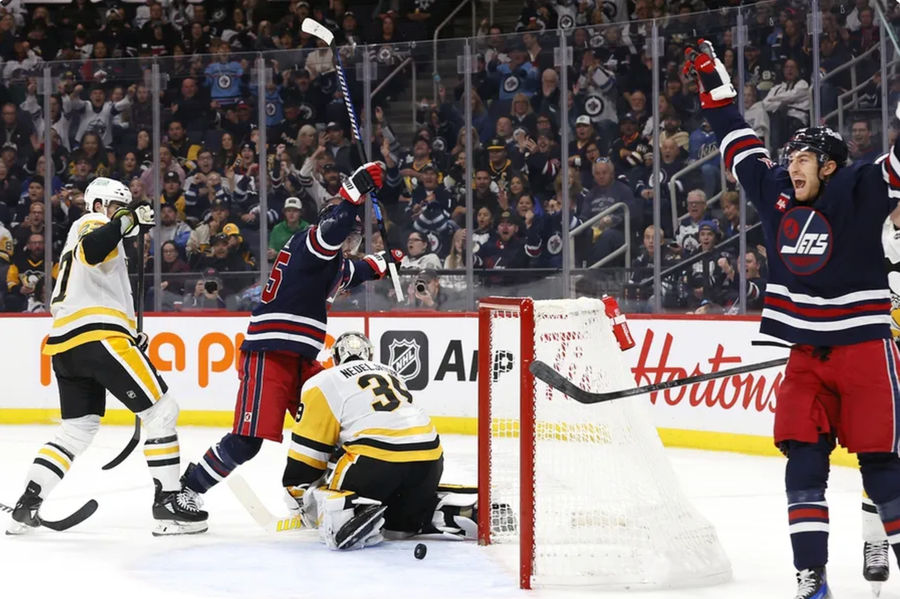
[86,177,132,213]
[332,331,374,365]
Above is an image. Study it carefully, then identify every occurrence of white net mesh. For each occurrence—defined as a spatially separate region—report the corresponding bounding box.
[483,297,732,589]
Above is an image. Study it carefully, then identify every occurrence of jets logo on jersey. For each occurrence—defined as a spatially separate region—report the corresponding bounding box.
[777,206,832,275]
[217,74,232,90]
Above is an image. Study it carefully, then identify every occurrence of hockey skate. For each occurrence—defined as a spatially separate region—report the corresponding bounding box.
[151,479,208,536]
[794,567,833,599]
[5,482,42,535]
[863,541,889,597]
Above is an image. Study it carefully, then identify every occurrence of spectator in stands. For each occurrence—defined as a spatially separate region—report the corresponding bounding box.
[166,119,201,170]
[6,231,56,313]
[510,93,538,137]
[610,113,649,179]
[299,151,342,210]
[849,117,880,162]
[761,58,810,149]
[485,138,516,191]
[412,199,458,260]
[744,248,767,311]
[675,190,713,255]
[742,85,770,150]
[214,131,239,173]
[182,272,227,310]
[1,102,37,162]
[523,132,560,202]
[205,39,244,107]
[115,151,144,186]
[849,6,879,55]
[475,209,533,270]
[62,82,133,147]
[267,196,308,260]
[402,230,442,271]
[582,159,631,264]
[409,164,453,218]
[659,111,689,153]
[472,205,495,256]
[405,267,460,310]
[187,198,234,264]
[196,233,249,295]
[160,170,187,217]
[489,41,539,101]
[156,203,191,252]
[67,131,109,178]
[531,68,561,121]
[569,115,600,183]
[129,177,151,208]
[0,160,20,212]
[182,148,219,222]
[687,117,720,198]
[151,240,191,303]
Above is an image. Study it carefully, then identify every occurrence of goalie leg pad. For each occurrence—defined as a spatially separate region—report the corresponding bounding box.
[310,486,386,550]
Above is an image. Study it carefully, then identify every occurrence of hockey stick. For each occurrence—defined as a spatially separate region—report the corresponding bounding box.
[301,17,405,302]
[102,231,145,470]
[529,356,789,404]
[227,474,307,533]
[1,499,98,532]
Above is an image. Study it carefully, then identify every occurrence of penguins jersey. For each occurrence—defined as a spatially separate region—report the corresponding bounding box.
[0,222,12,263]
[884,213,900,337]
[43,212,136,356]
[287,360,443,487]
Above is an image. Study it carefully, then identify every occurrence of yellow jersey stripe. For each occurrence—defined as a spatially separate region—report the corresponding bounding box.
[143,445,180,456]
[75,241,119,267]
[52,305,135,329]
[43,328,133,355]
[292,386,340,448]
[354,424,436,439]
[288,449,328,470]
[342,443,444,464]
[105,337,163,401]
[329,453,357,490]
[37,447,71,471]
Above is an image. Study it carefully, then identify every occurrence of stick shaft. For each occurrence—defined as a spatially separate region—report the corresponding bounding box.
[530,356,788,404]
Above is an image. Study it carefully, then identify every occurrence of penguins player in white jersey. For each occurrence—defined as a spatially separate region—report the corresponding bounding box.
[6,177,207,536]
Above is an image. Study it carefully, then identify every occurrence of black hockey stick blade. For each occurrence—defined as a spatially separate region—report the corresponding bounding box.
[1,499,98,532]
[101,415,141,470]
[529,356,789,404]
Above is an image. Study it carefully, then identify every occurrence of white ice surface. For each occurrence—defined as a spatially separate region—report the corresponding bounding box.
[0,426,891,598]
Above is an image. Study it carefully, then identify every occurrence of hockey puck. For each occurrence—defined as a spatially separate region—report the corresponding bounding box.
[414,543,427,559]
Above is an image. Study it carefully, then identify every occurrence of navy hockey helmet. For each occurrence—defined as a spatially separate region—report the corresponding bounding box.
[332,331,374,365]
[781,127,848,168]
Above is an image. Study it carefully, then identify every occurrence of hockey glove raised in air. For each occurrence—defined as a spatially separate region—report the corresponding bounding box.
[340,161,386,206]
[113,200,155,238]
[363,249,405,279]
[682,39,736,109]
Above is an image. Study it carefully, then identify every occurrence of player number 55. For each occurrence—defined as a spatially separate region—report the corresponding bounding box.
[261,250,291,303]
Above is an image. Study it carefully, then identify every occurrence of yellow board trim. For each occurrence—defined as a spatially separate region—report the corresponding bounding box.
[0,411,860,468]
[52,306,135,329]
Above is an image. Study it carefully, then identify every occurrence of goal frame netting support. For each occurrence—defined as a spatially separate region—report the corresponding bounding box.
[477,296,535,589]
[476,296,731,591]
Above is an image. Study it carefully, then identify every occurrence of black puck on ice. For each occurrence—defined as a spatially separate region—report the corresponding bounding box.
[414,543,427,559]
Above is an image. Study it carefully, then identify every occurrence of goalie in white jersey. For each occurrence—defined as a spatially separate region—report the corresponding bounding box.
[6,177,207,536]
[283,331,462,550]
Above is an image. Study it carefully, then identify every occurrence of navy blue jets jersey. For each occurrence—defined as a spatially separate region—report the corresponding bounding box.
[240,200,377,358]
[706,104,900,346]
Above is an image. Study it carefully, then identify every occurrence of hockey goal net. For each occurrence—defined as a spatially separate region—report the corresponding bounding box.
[477,297,731,589]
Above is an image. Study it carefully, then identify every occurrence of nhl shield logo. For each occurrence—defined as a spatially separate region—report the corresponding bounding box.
[381,331,429,390]
[389,339,421,381]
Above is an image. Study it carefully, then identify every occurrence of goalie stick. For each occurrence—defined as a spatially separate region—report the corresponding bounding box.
[301,17,404,302]
[529,356,788,404]
[226,474,308,533]
[1,499,98,532]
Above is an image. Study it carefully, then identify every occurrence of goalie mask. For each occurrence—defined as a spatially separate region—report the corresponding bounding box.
[332,331,374,365]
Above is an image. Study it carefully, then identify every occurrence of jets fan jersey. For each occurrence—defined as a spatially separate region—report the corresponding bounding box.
[240,200,378,358]
[707,103,899,346]
[43,212,136,355]
[287,360,442,486]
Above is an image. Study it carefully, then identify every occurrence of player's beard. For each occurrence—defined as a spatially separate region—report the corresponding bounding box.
[343,230,362,255]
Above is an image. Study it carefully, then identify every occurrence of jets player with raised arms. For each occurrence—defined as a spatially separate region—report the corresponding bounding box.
[178,161,401,517]
[282,332,458,551]
[6,177,208,536]
[685,40,900,598]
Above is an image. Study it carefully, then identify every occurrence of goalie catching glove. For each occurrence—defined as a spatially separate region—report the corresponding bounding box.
[364,249,405,279]
[682,39,736,109]
[340,161,386,206]
[113,199,155,238]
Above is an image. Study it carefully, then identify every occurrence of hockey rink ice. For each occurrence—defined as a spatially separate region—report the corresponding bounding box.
[0,426,890,599]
